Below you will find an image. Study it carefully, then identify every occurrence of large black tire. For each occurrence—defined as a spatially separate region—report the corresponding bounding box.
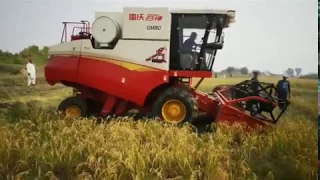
[58,96,88,118]
[151,87,197,126]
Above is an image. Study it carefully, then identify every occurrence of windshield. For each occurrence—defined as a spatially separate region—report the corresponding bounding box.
[178,15,224,71]
[182,29,221,52]
[183,28,221,70]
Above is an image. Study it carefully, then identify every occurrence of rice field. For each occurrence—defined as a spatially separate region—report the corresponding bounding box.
[0,74,317,180]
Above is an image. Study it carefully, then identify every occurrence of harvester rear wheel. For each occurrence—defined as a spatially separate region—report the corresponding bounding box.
[58,96,88,118]
[152,87,196,125]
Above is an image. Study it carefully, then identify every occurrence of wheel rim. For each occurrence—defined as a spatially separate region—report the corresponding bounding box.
[64,105,81,118]
[161,99,186,124]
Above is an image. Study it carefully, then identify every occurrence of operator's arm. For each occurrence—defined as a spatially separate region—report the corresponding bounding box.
[192,41,198,47]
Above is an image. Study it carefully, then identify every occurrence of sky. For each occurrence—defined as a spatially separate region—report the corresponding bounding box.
[0,0,317,74]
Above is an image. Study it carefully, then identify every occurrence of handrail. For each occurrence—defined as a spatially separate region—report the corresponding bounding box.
[60,21,91,43]
[72,27,92,36]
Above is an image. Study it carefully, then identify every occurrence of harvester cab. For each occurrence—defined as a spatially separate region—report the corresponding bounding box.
[169,11,231,72]
[45,7,289,130]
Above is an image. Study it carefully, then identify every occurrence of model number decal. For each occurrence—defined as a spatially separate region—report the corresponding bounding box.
[129,14,163,21]
[147,25,161,30]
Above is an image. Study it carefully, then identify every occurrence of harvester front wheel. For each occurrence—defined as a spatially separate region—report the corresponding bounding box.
[152,87,196,125]
[58,97,88,118]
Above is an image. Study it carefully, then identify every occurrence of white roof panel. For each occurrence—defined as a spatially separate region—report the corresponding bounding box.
[170,9,235,14]
[170,9,236,23]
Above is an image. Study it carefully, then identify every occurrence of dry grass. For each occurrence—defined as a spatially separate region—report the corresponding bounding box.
[0,74,317,180]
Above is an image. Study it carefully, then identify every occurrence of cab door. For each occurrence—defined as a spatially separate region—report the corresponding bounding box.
[169,13,181,70]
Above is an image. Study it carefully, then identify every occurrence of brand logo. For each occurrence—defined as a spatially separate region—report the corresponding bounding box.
[129,14,163,21]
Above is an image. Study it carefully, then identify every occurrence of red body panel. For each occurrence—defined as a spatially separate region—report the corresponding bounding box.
[192,90,219,118]
[169,70,212,78]
[71,35,82,41]
[45,55,80,85]
[215,105,268,129]
[45,55,168,106]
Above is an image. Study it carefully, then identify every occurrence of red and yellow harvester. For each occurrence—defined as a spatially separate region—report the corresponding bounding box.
[45,7,289,129]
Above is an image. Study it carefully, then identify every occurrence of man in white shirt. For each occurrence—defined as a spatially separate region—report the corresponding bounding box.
[26,59,36,86]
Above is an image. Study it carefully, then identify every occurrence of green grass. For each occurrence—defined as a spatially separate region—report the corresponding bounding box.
[0,74,317,180]
[0,63,24,76]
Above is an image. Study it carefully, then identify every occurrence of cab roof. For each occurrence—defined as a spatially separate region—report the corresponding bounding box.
[171,9,236,23]
[170,9,235,14]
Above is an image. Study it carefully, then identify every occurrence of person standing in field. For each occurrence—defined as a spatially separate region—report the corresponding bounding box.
[251,71,259,81]
[276,75,291,109]
[247,71,260,115]
[250,71,260,92]
[26,59,36,86]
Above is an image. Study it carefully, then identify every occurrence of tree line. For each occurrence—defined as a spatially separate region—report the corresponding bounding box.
[222,66,303,77]
[0,45,48,65]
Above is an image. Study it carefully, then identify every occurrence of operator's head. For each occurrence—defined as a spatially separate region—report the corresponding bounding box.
[28,59,32,63]
[283,75,287,80]
[253,71,259,77]
[190,32,197,40]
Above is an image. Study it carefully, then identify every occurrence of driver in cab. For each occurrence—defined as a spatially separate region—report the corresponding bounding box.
[182,32,197,52]
[180,32,198,69]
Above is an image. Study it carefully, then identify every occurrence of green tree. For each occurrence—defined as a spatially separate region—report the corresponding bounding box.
[226,66,235,77]
[286,68,295,77]
[240,67,249,75]
[0,45,49,65]
[295,68,302,77]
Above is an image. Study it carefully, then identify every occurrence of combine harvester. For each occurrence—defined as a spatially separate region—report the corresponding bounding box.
[44,7,289,129]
